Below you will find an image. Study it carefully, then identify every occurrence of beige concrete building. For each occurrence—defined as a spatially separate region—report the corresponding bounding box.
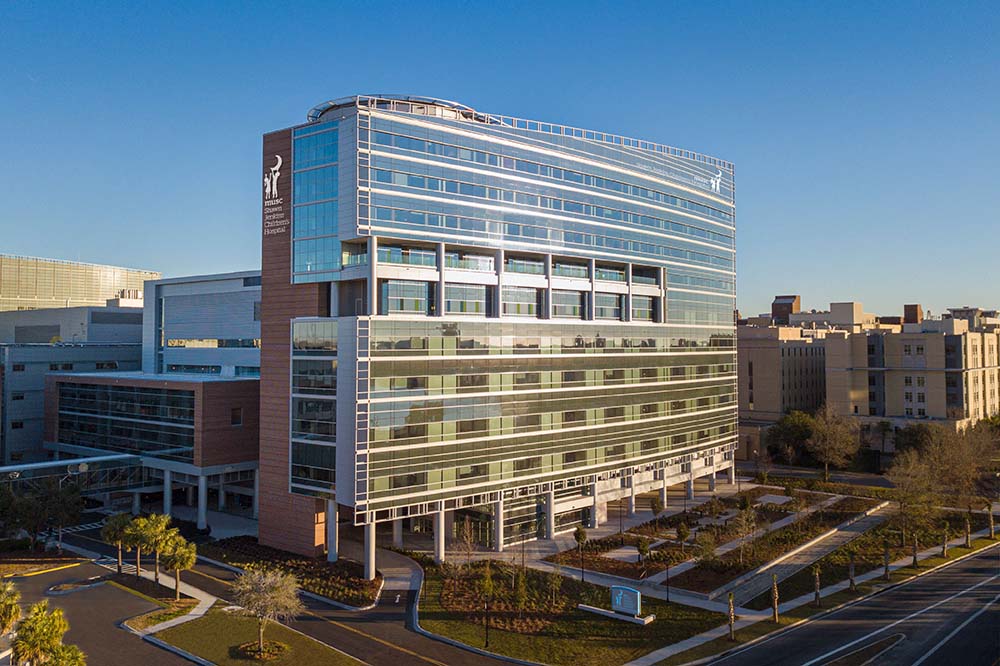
[737,326,827,460]
[826,317,1000,445]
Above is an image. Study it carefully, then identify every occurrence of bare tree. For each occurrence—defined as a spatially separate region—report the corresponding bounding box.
[805,405,860,482]
[232,568,305,654]
[887,448,935,546]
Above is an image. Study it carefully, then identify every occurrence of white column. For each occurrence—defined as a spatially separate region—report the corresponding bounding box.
[659,472,668,506]
[197,475,208,530]
[392,519,404,549]
[326,500,338,563]
[685,478,695,500]
[587,258,597,320]
[708,473,717,492]
[367,236,379,315]
[252,471,259,520]
[546,490,557,539]
[628,483,637,516]
[363,522,376,581]
[434,510,446,564]
[727,462,736,485]
[162,469,172,516]
[131,492,141,516]
[493,498,505,553]
[217,477,226,510]
[436,242,446,316]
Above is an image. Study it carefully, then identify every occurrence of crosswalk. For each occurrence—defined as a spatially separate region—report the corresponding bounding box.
[61,521,105,535]
[95,555,137,574]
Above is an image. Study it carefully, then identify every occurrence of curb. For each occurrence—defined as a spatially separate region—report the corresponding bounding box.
[5,561,83,579]
[674,538,1000,666]
[196,554,384,612]
[409,561,546,666]
[141,634,214,666]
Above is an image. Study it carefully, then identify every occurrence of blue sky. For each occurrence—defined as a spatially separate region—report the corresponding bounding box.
[1,1,997,317]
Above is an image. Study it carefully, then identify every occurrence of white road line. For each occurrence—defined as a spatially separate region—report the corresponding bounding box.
[909,591,1000,666]
[800,574,1000,666]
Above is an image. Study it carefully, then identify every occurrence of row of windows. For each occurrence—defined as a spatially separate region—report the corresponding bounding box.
[294,128,338,170]
[165,338,261,349]
[369,130,733,223]
[58,383,195,424]
[370,167,733,248]
[368,204,733,271]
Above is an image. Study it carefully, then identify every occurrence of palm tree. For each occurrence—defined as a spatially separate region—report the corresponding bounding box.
[232,568,304,653]
[45,482,83,554]
[144,514,177,585]
[12,600,81,666]
[161,536,197,601]
[123,516,150,579]
[0,581,21,637]
[100,514,132,575]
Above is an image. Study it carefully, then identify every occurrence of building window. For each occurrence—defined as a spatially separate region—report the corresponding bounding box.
[11,422,23,430]
[916,345,924,355]
[12,364,24,372]
[916,376,925,387]
[502,286,541,317]
[918,408,926,417]
[231,408,243,426]
[445,283,489,315]
[381,280,434,315]
[917,393,925,403]
[96,362,119,370]
[11,393,24,401]
[235,366,261,378]
[49,364,59,371]
[904,376,912,386]
[595,293,623,320]
[552,290,585,319]
[905,407,913,416]
[905,392,913,402]
[904,345,911,355]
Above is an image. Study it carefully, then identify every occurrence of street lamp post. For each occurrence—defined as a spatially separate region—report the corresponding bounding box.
[484,597,490,648]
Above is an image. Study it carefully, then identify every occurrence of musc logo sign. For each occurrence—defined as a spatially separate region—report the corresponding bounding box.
[611,585,641,617]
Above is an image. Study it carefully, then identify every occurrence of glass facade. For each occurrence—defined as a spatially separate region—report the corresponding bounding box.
[56,383,194,461]
[282,96,737,535]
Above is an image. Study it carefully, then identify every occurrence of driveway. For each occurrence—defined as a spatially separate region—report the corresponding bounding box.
[12,562,189,666]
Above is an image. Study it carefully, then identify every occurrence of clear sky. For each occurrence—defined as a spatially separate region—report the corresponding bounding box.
[2,1,997,317]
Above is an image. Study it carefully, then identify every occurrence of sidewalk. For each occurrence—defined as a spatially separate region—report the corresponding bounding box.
[62,541,217,635]
[728,502,893,605]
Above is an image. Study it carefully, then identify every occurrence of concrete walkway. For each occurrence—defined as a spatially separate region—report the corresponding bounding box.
[62,541,217,635]
[729,502,893,606]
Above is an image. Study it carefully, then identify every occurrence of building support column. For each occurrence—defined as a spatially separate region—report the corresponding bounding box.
[197,475,208,530]
[367,236,379,315]
[131,492,141,516]
[392,519,404,549]
[546,490,557,539]
[591,483,601,528]
[685,478,695,501]
[493,498,505,553]
[162,469,172,516]
[326,500,338,563]
[217,477,226,510]
[434,510,446,564]
[436,242,446,317]
[659,472,668,507]
[627,484,637,517]
[727,462,736,485]
[252,471,259,520]
[708,472,717,492]
[363,522,376,581]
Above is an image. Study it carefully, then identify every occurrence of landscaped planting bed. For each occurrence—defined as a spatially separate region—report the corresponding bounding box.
[743,510,991,609]
[200,536,381,607]
[668,496,880,594]
[762,476,899,502]
[420,559,724,666]
[543,532,686,580]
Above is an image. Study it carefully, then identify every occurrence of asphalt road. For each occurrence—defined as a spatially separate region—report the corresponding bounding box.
[13,562,189,666]
[706,543,1000,666]
[64,529,503,666]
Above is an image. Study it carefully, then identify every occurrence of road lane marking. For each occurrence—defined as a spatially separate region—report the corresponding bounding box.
[909,591,1000,666]
[800,573,1000,666]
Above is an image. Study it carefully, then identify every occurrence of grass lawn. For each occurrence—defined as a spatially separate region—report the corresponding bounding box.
[419,560,724,666]
[156,608,362,666]
[654,537,998,665]
[105,572,198,631]
[124,599,197,631]
[200,536,381,607]
[668,496,879,594]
